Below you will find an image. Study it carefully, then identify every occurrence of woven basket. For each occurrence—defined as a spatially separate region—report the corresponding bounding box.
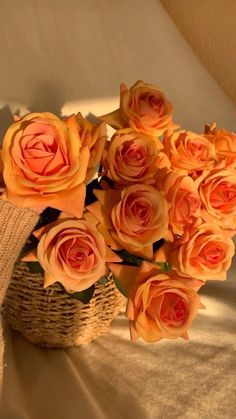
[2,262,125,348]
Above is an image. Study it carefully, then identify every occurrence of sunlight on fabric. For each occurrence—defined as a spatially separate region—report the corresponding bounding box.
[0,100,29,115]
[62,96,118,117]
[200,294,235,320]
[62,96,119,136]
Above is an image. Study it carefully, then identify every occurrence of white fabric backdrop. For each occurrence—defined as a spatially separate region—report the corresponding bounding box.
[0,1,236,418]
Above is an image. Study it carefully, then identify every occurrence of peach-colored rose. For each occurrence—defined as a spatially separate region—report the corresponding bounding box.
[115,262,203,343]
[163,130,216,176]
[1,112,90,217]
[100,80,178,139]
[199,169,236,234]
[27,218,121,292]
[65,112,106,182]
[205,123,236,169]
[103,128,163,187]
[87,184,168,259]
[163,172,201,240]
[166,224,235,281]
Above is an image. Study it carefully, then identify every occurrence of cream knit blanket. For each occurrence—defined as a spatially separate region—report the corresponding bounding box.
[0,201,38,402]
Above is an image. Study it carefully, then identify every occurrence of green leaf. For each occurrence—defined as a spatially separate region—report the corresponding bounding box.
[154,262,172,272]
[59,283,95,304]
[26,261,44,274]
[98,275,109,285]
[113,276,128,298]
[19,235,39,259]
[115,250,143,266]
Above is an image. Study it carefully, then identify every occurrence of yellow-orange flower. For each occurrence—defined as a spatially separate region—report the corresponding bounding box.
[1,112,90,217]
[163,130,216,176]
[65,112,106,182]
[205,123,236,169]
[109,262,203,343]
[163,172,201,240]
[26,217,121,292]
[103,128,162,187]
[159,224,235,281]
[87,184,168,259]
[199,169,236,234]
[100,80,178,140]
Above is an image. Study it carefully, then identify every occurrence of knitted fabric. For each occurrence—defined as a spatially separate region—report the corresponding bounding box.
[0,200,39,401]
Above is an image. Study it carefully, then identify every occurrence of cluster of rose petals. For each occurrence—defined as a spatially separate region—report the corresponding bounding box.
[1,112,90,217]
[87,184,168,259]
[170,224,235,281]
[65,112,106,183]
[162,172,201,240]
[125,263,203,343]
[37,218,108,292]
[163,130,216,176]
[205,123,236,169]
[100,80,178,141]
[199,169,236,234]
[98,84,236,344]
[103,128,162,187]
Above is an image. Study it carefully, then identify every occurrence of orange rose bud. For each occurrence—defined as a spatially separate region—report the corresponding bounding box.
[100,80,178,140]
[163,130,216,176]
[103,128,163,187]
[65,112,107,183]
[126,262,203,343]
[1,112,90,217]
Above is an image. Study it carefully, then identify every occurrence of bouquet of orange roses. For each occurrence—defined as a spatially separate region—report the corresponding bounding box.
[1,80,235,343]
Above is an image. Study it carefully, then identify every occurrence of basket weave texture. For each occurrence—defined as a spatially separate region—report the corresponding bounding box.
[2,262,125,348]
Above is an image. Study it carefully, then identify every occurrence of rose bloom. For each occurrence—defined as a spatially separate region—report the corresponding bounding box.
[87,184,168,259]
[1,112,90,217]
[65,112,106,182]
[170,224,235,281]
[199,169,236,234]
[103,128,162,187]
[123,263,203,343]
[163,130,216,176]
[205,123,236,169]
[26,218,120,292]
[163,172,201,240]
[100,80,178,139]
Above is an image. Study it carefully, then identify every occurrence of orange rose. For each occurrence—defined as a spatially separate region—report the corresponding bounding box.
[163,224,235,281]
[110,262,203,343]
[163,172,201,240]
[25,218,121,292]
[100,80,178,140]
[1,112,90,217]
[199,169,236,234]
[65,112,106,182]
[103,128,162,187]
[205,123,236,169]
[163,130,216,176]
[87,184,168,258]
